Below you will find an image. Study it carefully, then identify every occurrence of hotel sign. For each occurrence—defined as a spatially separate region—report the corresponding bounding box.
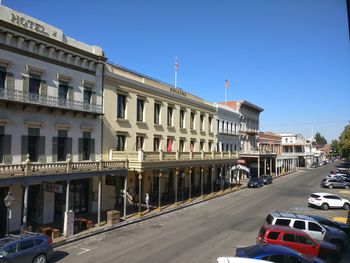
[170,87,186,97]
[43,182,63,194]
[10,13,49,35]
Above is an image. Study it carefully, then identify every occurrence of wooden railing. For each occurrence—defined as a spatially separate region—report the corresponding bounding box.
[0,154,126,177]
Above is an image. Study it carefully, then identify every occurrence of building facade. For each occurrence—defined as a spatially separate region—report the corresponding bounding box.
[103,63,239,213]
[0,6,126,238]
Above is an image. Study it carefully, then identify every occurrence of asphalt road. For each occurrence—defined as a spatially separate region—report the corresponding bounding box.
[52,162,349,263]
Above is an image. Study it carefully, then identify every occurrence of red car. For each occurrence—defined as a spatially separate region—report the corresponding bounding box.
[256,224,340,262]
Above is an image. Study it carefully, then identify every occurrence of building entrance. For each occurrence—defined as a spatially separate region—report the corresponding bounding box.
[0,187,9,237]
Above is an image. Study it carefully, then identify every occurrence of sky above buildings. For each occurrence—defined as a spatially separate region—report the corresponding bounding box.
[4,0,350,143]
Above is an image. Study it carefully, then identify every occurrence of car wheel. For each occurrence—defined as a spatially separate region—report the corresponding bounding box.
[328,185,333,189]
[343,203,350,210]
[331,240,344,252]
[321,203,329,210]
[33,254,46,263]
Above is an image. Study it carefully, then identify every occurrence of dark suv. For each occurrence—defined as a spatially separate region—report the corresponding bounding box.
[0,233,53,263]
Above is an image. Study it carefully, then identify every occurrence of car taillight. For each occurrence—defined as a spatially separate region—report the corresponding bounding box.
[48,237,53,244]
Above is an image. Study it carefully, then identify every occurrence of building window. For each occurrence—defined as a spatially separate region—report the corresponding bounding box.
[200,141,204,151]
[154,102,161,124]
[167,106,173,126]
[82,132,93,160]
[167,138,173,152]
[208,116,212,132]
[136,136,144,150]
[28,128,40,162]
[117,135,125,151]
[234,124,237,134]
[0,69,6,89]
[137,98,145,122]
[179,109,185,128]
[216,143,219,152]
[190,112,195,130]
[57,130,68,161]
[117,94,126,119]
[200,114,204,131]
[179,139,185,152]
[83,88,92,110]
[230,144,233,152]
[58,81,69,106]
[234,144,237,151]
[29,74,41,103]
[230,123,233,134]
[208,142,212,152]
[153,137,160,151]
[190,140,195,152]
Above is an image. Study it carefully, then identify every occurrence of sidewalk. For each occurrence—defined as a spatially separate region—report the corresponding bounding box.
[53,172,294,248]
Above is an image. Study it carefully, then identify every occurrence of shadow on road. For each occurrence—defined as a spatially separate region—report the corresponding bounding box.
[50,251,69,262]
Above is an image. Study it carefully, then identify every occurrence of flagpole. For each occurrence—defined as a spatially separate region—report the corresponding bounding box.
[225,86,227,106]
[175,69,177,89]
[174,56,178,89]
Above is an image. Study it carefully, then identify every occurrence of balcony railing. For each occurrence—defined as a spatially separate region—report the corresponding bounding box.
[218,128,239,135]
[0,157,126,178]
[110,150,238,162]
[0,88,102,114]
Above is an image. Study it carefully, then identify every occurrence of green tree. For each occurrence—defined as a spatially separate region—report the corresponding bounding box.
[330,140,339,157]
[314,132,327,147]
[339,125,350,159]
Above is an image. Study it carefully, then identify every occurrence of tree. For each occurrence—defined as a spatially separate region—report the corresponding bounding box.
[314,132,327,147]
[339,125,350,159]
[330,140,339,157]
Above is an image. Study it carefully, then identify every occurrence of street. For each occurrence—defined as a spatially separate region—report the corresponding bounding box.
[52,162,349,263]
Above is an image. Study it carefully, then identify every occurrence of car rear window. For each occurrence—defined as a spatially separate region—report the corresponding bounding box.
[275,219,291,226]
[267,231,280,240]
[266,215,274,224]
[310,194,320,198]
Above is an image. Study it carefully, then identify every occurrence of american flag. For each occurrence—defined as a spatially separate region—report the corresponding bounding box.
[174,56,179,71]
[225,79,230,89]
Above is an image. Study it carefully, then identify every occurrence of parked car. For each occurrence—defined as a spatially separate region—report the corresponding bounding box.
[311,163,318,168]
[0,233,53,263]
[308,193,350,210]
[256,225,339,262]
[261,175,273,185]
[307,214,350,237]
[217,257,272,263]
[247,177,264,188]
[235,244,323,263]
[320,178,350,189]
[265,212,348,250]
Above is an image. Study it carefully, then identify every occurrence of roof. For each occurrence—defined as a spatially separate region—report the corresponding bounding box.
[269,212,316,221]
[261,224,308,236]
[217,100,264,112]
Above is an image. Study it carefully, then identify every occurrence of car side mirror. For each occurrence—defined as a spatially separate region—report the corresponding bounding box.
[321,229,325,234]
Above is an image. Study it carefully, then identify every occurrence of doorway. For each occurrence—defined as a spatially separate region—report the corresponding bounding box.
[0,187,9,237]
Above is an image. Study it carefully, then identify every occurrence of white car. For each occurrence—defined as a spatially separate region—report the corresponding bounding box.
[308,192,350,210]
[217,258,272,263]
[326,173,347,179]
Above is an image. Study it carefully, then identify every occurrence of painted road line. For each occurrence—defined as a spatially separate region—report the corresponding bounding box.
[332,217,348,224]
[77,248,91,256]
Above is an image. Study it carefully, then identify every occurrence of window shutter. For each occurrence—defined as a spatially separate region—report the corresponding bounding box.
[38,136,46,163]
[3,135,12,164]
[21,135,28,162]
[91,91,97,105]
[23,76,29,94]
[66,137,72,158]
[90,139,95,161]
[41,80,47,97]
[78,138,83,161]
[6,72,14,90]
[68,86,74,101]
[52,137,58,162]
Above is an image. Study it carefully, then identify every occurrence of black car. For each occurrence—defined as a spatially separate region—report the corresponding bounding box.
[261,175,273,184]
[0,233,53,263]
[307,214,350,237]
[247,177,264,188]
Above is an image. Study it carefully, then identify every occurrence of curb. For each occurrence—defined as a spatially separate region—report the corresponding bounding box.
[53,171,297,248]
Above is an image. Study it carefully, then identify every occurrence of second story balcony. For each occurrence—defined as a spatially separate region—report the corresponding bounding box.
[0,88,103,115]
[218,128,239,136]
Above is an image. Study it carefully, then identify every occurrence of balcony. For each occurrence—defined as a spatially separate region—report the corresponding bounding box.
[218,128,239,135]
[0,158,126,179]
[0,88,103,114]
[110,150,238,170]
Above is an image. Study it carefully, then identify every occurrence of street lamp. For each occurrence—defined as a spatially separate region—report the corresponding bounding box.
[4,191,15,236]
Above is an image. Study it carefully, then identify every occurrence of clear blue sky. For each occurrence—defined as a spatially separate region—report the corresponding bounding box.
[4,0,350,142]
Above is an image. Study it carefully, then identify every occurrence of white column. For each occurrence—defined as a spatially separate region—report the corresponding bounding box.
[123,175,127,220]
[22,185,29,227]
